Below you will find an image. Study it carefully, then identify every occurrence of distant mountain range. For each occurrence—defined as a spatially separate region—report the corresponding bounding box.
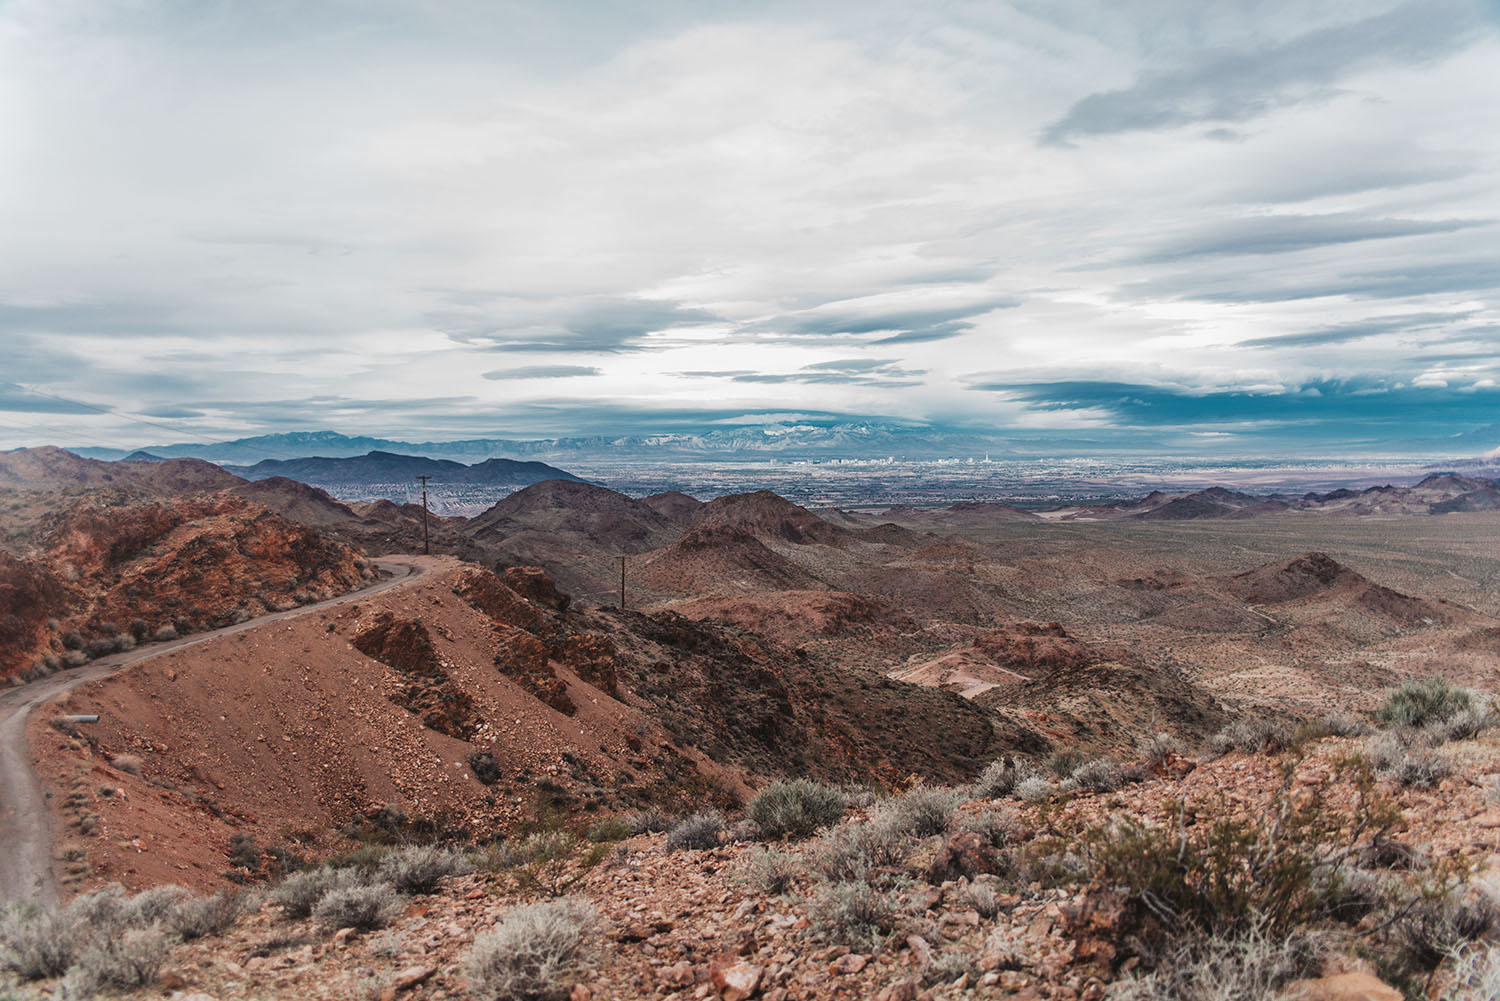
[224,451,585,488]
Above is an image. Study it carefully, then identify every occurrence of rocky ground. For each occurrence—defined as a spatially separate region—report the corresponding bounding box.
[6,722,1500,1000]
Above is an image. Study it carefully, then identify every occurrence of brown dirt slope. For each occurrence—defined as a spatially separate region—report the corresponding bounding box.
[638,524,827,595]
[690,490,848,546]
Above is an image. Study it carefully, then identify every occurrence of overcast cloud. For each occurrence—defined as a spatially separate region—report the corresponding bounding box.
[0,0,1497,454]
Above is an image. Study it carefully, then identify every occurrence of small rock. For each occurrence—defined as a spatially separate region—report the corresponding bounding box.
[158,969,191,989]
[662,961,696,988]
[709,958,764,1001]
[905,935,933,969]
[1282,972,1403,1001]
[569,986,592,1001]
[875,980,920,1001]
[332,927,357,947]
[830,954,868,975]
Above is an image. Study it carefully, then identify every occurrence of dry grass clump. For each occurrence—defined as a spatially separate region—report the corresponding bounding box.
[1109,926,1322,1001]
[971,758,1023,799]
[270,866,365,919]
[621,807,676,835]
[1445,943,1500,1001]
[1016,775,1054,802]
[463,897,595,1001]
[747,779,847,840]
[1138,732,1183,768]
[1071,757,1121,793]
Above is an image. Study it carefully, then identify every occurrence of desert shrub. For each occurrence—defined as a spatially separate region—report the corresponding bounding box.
[61,630,83,650]
[111,753,143,776]
[1045,749,1087,778]
[1085,765,1400,948]
[738,847,802,895]
[1447,943,1500,1001]
[463,897,595,1001]
[62,650,88,668]
[152,624,178,642]
[584,818,631,844]
[621,807,675,835]
[512,831,584,897]
[65,886,134,932]
[0,904,78,979]
[953,807,1019,850]
[805,880,905,952]
[270,866,364,919]
[1071,758,1120,793]
[1395,889,1499,970]
[67,927,170,996]
[1317,714,1373,738]
[468,751,501,786]
[812,818,914,885]
[748,779,847,840]
[1424,705,1495,744]
[877,785,963,839]
[665,811,724,852]
[1378,748,1453,789]
[1377,677,1472,729]
[128,619,150,641]
[1109,926,1322,1001]
[160,891,246,941]
[960,881,1003,919]
[378,845,474,895]
[923,949,979,987]
[1016,776,1054,802]
[127,885,192,925]
[1137,732,1183,768]
[971,758,1020,799]
[312,882,402,931]
[1209,717,1297,757]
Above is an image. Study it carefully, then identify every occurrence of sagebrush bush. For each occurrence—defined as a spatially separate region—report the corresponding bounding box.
[1137,732,1183,768]
[665,811,725,852]
[1044,750,1086,778]
[125,885,192,926]
[738,847,802,895]
[1316,713,1373,738]
[1377,677,1472,729]
[748,779,847,840]
[271,866,364,919]
[1071,758,1120,793]
[67,927,170,996]
[0,904,77,979]
[1447,942,1500,1001]
[877,785,963,839]
[1424,706,1495,744]
[1396,889,1498,969]
[806,880,905,952]
[1209,717,1297,757]
[160,891,246,941]
[1379,748,1453,789]
[953,807,1019,850]
[960,881,1003,919]
[812,817,914,885]
[378,845,474,894]
[972,758,1020,799]
[621,807,675,835]
[1109,926,1322,1001]
[312,883,402,931]
[1016,776,1054,802]
[463,897,595,1001]
[585,818,632,844]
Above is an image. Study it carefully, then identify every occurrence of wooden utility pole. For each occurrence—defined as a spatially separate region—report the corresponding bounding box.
[619,555,626,610]
[416,475,431,555]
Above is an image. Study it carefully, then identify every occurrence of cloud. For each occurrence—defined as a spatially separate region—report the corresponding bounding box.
[434,297,720,353]
[482,365,601,380]
[0,383,105,415]
[1138,213,1480,263]
[1236,312,1471,348]
[762,297,1019,345]
[1042,0,1489,144]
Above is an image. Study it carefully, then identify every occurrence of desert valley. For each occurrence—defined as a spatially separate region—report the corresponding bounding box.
[2,444,1500,1001]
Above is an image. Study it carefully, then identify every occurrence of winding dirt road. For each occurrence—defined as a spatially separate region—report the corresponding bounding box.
[0,555,442,906]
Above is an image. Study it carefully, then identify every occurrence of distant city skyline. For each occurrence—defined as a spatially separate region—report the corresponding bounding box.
[2,1,1498,455]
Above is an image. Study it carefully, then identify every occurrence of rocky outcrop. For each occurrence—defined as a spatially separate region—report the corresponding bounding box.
[352,613,482,739]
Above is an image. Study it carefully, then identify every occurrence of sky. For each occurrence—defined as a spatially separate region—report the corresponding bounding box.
[1,0,1498,456]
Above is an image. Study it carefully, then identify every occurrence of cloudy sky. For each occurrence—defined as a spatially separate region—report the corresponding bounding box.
[1,0,1498,454]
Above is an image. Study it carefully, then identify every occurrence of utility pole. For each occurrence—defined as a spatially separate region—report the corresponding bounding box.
[619,555,626,610]
[416,475,431,555]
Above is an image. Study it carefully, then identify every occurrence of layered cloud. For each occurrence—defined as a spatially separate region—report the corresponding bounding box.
[0,0,1497,454]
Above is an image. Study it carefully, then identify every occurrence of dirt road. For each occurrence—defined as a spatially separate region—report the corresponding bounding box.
[0,555,441,906]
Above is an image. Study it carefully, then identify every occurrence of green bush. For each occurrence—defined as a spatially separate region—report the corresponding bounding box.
[876,786,962,839]
[748,780,847,840]
[1377,677,1472,729]
[585,818,632,844]
[463,897,594,1001]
